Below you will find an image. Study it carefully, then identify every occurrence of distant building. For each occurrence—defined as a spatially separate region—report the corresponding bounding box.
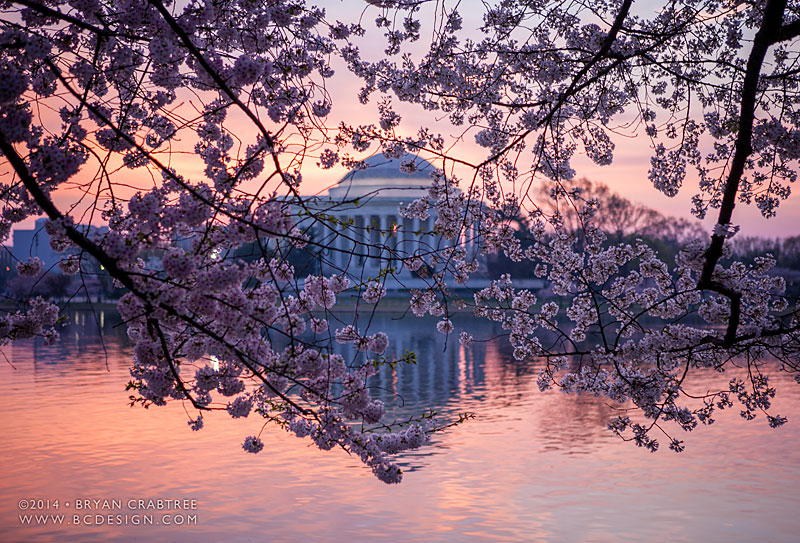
[0,248,13,290]
[297,154,487,289]
[0,246,12,271]
[10,218,61,269]
[10,218,108,276]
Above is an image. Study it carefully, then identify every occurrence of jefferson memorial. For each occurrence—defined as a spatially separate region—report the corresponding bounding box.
[312,154,484,288]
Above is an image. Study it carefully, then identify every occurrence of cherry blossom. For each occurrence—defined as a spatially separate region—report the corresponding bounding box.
[0,0,798,482]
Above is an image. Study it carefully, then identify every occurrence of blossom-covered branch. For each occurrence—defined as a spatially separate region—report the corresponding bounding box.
[1,0,799,479]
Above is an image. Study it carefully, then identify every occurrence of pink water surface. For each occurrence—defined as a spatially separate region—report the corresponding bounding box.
[1,312,799,542]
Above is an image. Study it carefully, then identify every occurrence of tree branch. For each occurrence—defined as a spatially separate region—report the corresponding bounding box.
[9,0,112,36]
[699,0,788,346]
[770,19,800,43]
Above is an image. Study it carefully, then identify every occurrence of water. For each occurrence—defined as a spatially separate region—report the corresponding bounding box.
[2,311,799,542]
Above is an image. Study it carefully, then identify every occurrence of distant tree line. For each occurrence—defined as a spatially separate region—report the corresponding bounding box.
[730,236,800,299]
[487,178,707,279]
[487,179,799,299]
[1,251,127,303]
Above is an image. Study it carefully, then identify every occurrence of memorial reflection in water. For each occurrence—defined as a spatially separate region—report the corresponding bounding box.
[333,315,487,412]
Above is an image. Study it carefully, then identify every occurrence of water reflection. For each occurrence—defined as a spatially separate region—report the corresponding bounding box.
[339,315,499,414]
[329,314,623,455]
[1,311,799,542]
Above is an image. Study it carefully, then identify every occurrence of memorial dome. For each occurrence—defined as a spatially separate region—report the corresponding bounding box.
[328,154,435,199]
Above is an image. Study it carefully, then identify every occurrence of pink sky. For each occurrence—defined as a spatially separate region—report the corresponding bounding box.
[8,106,798,240]
[296,77,800,239]
[5,1,799,240]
